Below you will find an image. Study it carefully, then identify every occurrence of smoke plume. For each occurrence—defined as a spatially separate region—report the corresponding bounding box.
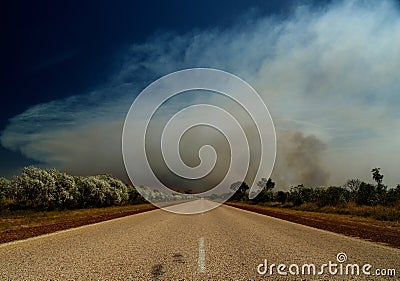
[2,0,400,188]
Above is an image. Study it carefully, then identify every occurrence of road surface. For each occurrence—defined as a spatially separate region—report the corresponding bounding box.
[0,200,398,280]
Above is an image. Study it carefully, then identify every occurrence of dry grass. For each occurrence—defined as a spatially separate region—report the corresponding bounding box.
[229,202,400,229]
[227,202,400,248]
[0,204,153,232]
[250,201,400,222]
[290,202,400,222]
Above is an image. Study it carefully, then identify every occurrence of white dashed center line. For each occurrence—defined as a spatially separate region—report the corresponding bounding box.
[198,237,206,273]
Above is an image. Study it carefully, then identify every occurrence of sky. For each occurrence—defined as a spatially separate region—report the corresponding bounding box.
[1,0,400,190]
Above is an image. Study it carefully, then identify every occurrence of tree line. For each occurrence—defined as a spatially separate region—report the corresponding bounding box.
[229,168,400,208]
[1,166,399,214]
[0,166,144,210]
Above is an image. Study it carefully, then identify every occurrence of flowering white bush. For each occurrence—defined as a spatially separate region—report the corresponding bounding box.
[1,166,138,210]
[126,185,143,203]
[74,176,106,207]
[0,177,11,201]
[47,168,79,208]
[13,166,56,209]
[95,174,129,205]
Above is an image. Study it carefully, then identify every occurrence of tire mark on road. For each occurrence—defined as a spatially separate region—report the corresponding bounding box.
[151,263,164,280]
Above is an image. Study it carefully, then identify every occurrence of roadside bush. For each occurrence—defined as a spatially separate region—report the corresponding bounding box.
[127,185,145,204]
[356,182,377,206]
[12,166,57,210]
[276,191,288,203]
[0,177,12,209]
[74,175,131,208]
[252,189,275,204]
[288,185,316,206]
[74,176,107,207]
[320,186,349,207]
[251,178,276,204]
[47,168,79,209]
[95,174,129,205]
[229,182,249,201]
[0,166,142,210]
[386,185,400,206]
[0,177,11,200]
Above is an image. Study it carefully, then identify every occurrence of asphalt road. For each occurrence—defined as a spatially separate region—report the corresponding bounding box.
[0,200,399,280]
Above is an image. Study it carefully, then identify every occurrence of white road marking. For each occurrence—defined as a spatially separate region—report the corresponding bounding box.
[198,237,206,273]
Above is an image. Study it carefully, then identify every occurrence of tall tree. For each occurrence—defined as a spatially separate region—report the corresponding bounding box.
[371,168,383,185]
[257,178,275,191]
[229,181,249,201]
[371,167,386,204]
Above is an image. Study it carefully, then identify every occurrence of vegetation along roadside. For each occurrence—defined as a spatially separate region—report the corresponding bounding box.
[226,168,400,248]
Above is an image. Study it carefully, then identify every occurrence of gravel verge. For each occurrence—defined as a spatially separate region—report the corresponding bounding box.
[0,205,156,244]
[226,202,400,249]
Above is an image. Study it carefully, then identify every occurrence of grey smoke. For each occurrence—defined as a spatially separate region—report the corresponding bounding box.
[2,0,400,188]
[272,130,329,189]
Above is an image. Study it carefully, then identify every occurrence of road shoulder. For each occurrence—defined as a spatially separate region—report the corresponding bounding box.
[226,202,400,249]
[0,204,156,244]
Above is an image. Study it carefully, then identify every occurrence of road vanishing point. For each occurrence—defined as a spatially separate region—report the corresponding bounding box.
[0,200,398,280]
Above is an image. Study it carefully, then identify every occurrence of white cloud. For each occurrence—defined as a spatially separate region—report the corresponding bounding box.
[2,0,400,188]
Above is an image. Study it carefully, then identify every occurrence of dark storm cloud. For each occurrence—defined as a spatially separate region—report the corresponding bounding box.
[2,0,400,188]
